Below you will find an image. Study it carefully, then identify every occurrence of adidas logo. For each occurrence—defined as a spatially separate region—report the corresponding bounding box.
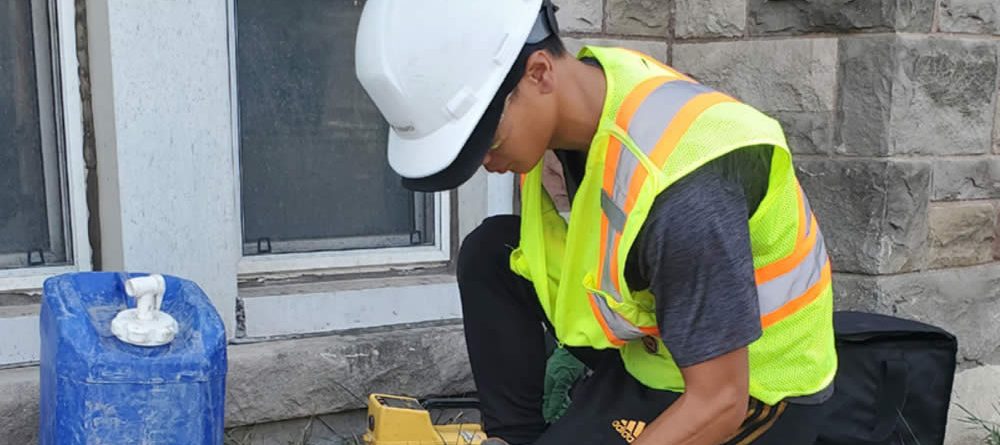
[612,419,647,443]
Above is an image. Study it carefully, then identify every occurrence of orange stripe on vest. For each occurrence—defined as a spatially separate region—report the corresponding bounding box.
[761,260,831,329]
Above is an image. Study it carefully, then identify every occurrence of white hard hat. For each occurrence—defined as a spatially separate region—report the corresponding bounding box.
[356,0,559,191]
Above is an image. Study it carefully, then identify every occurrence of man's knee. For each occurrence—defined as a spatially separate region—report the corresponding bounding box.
[458,215,520,281]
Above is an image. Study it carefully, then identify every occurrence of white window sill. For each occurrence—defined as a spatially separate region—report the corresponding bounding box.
[0,266,79,294]
[0,305,41,368]
[0,275,466,366]
[238,245,451,276]
[237,274,462,339]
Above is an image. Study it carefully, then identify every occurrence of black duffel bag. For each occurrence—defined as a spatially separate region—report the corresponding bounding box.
[817,311,958,445]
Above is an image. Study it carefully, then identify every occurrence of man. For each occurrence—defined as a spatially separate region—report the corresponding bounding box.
[355,1,836,444]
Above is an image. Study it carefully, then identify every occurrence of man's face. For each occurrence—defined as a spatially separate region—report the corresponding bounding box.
[482,53,558,175]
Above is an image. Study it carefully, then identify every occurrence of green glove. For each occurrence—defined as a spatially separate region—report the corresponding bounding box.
[542,347,587,423]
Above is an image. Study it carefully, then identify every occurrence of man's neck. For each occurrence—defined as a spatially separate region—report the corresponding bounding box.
[550,57,607,152]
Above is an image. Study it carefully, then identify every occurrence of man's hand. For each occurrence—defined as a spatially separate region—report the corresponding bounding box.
[632,347,749,445]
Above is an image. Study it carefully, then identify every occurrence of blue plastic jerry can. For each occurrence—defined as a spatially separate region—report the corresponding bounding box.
[39,272,227,445]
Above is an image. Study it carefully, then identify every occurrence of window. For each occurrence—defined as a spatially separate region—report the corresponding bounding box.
[0,0,87,365]
[235,0,446,273]
[0,0,72,272]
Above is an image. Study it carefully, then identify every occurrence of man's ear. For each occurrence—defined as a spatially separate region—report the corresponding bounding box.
[524,50,556,95]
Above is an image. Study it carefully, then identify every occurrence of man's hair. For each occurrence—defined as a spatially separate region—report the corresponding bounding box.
[493,33,567,102]
[524,33,567,59]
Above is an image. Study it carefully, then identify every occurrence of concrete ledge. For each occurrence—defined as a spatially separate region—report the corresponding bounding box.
[239,275,462,338]
[0,322,472,443]
[226,322,472,427]
[0,366,38,444]
[0,305,40,366]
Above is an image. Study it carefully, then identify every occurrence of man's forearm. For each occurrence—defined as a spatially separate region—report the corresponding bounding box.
[632,387,747,445]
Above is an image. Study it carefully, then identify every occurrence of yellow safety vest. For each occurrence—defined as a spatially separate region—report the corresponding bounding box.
[509,46,837,405]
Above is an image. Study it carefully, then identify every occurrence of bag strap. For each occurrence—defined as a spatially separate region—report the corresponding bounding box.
[825,359,909,444]
[871,360,908,440]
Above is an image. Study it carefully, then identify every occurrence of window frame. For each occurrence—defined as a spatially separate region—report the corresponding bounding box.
[0,0,91,292]
[228,0,452,278]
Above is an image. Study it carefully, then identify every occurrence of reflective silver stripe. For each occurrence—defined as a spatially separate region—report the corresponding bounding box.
[610,81,716,210]
[601,221,624,302]
[800,186,814,239]
[757,231,829,317]
[612,149,641,206]
[600,190,628,302]
[628,81,715,151]
[601,190,626,232]
[590,293,647,341]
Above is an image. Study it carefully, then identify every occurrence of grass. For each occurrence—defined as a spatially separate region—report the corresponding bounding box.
[957,403,1000,445]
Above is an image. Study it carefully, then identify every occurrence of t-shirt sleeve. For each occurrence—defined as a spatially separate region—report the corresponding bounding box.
[629,164,763,368]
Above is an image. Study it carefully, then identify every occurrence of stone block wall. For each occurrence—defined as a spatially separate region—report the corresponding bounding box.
[556,1,999,443]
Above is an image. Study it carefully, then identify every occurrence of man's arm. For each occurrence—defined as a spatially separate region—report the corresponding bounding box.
[623,151,767,443]
[633,348,749,445]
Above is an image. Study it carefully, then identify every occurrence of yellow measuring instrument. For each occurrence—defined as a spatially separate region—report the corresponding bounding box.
[363,394,487,444]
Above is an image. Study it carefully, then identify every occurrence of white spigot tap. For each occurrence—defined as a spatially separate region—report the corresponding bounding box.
[111,274,179,346]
